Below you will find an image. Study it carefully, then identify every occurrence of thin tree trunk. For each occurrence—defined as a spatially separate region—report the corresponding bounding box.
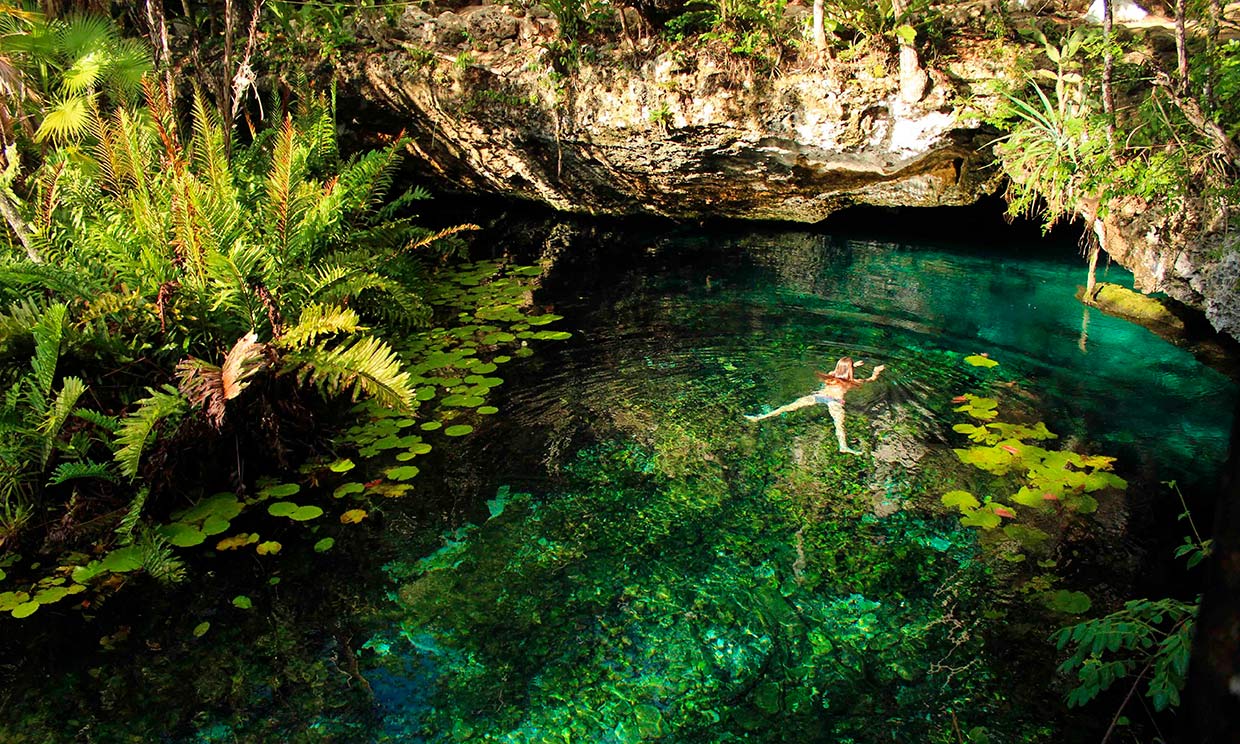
[223,0,235,139]
[812,0,827,64]
[1174,0,1189,92]
[1204,0,1221,110]
[0,189,39,263]
[1101,0,1115,149]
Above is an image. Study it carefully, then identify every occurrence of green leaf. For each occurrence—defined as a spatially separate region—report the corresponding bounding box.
[157,523,206,548]
[895,24,917,45]
[193,621,211,638]
[328,458,355,473]
[941,490,980,511]
[232,595,253,610]
[314,537,335,553]
[444,424,473,437]
[964,355,999,368]
[11,601,39,619]
[289,505,323,521]
[386,465,420,481]
[1046,590,1092,614]
[267,502,298,518]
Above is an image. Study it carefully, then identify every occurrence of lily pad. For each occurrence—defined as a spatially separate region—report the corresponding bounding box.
[334,482,365,498]
[444,425,473,437]
[328,459,355,473]
[289,505,323,521]
[267,502,299,518]
[259,483,300,499]
[477,406,499,415]
[192,621,210,638]
[964,354,999,368]
[232,595,253,610]
[216,533,258,550]
[386,465,420,481]
[340,509,367,524]
[314,537,335,553]
[159,523,206,548]
[12,601,39,619]
[420,421,442,431]
[256,541,282,555]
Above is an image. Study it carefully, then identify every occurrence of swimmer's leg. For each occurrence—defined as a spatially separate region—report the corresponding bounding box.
[828,400,862,455]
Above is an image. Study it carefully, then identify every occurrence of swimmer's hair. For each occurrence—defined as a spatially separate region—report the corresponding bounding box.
[816,357,855,383]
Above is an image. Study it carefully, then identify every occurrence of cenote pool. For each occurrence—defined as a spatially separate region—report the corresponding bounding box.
[2,218,1234,743]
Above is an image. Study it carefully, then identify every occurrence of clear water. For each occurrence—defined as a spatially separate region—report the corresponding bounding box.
[2,223,1234,743]
[355,227,1234,743]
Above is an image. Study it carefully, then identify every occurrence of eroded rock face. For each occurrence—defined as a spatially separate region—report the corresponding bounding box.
[1094,199,1240,340]
[346,13,1002,223]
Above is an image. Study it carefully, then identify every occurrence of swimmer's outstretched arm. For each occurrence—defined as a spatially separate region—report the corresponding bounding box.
[745,394,818,421]
[865,364,886,382]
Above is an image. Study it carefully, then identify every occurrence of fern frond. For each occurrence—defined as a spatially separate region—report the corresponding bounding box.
[47,459,116,486]
[136,530,186,585]
[276,303,362,351]
[113,385,186,478]
[285,335,414,409]
[397,223,481,255]
[38,375,84,467]
[265,115,306,255]
[337,142,403,217]
[113,486,146,544]
[374,186,431,222]
[177,332,270,427]
[73,407,119,432]
[190,92,233,197]
[0,299,46,348]
[29,302,66,399]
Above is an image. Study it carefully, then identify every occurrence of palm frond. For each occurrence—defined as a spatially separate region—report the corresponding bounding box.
[55,14,116,62]
[285,335,414,410]
[102,38,151,101]
[34,92,95,143]
[112,384,185,478]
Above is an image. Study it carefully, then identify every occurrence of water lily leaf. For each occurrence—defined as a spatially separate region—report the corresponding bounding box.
[33,586,70,605]
[192,621,210,638]
[0,591,30,612]
[941,490,980,511]
[478,406,499,415]
[175,493,243,524]
[328,459,355,473]
[289,505,323,521]
[259,483,300,499]
[314,537,335,553]
[386,465,420,481]
[201,515,231,536]
[532,330,572,341]
[493,355,511,364]
[960,508,1002,529]
[527,313,562,326]
[232,595,252,610]
[964,354,999,368]
[267,502,299,518]
[12,601,39,619]
[256,541,281,555]
[159,523,206,548]
[216,533,258,550]
[441,394,485,407]
[445,425,473,437]
[1046,590,1092,614]
[420,421,442,431]
[340,509,367,524]
[370,483,412,498]
[333,482,364,498]
[471,362,498,374]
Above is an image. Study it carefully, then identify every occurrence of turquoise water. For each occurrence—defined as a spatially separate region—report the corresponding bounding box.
[0,223,1233,742]
[352,227,1233,742]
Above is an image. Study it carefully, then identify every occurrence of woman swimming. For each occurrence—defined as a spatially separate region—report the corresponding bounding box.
[745,357,885,455]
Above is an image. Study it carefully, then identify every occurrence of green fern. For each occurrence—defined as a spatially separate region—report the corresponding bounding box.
[47,459,116,485]
[113,385,186,478]
[38,375,85,467]
[136,530,187,585]
[113,486,147,544]
[73,408,120,432]
[284,335,414,410]
[277,303,363,351]
[29,303,67,399]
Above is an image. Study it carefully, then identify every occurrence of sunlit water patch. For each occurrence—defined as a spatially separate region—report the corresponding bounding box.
[355,227,1234,743]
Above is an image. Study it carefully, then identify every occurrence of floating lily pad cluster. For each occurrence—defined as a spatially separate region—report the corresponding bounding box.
[943,357,1128,614]
[0,258,572,622]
